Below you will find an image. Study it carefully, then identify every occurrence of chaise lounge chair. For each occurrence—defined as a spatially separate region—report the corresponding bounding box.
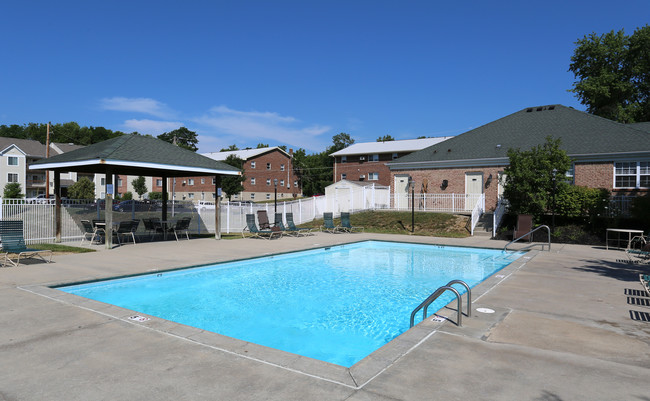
[0,220,53,267]
[640,274,650,296]
[242,214,281,239]
[80,219,104,244]
[338,212,364,233]
[285,213,314,236]
[320,212,340,233]
[169,217,191,241]
[257,210,282,235]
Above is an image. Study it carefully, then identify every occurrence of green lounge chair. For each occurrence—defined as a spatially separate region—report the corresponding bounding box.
[320,212,339,233]
[285,213,314,236]
[242,214,281,239]
[338,212,364,233]
[0,220,52,267]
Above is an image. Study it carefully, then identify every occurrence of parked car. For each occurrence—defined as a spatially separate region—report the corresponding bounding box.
[26,194,55,204]
[113,200,149,212]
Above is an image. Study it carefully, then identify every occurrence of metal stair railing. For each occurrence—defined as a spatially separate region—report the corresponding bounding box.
[503,225,551,252]
[409,280,471,328]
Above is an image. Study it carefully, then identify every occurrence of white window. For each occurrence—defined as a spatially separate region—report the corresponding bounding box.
[188,179,194,186]
[294,180,298,187]
[7,173,18,183]
[251,177,256,185]
[368,172,379,181]
[392,153,399,160]
[117,179,123,186]
[614,162,650,188]
[212,178,216,185]
[266,194,271,200]
[156,179,163,186]
[341,173,347,180]
[100,177,106,185]
[369,154,379,162]
[280,164,285,171]
[341,156,347,163]
[250,193,255,200]
[266,163,271,170]
[266,179,271,186]
[7,156,18,166]
[565,164,575,185]
[251,161,256,169]
[188,193,194,199]
[280,179,285,186]
[201,178,205,184]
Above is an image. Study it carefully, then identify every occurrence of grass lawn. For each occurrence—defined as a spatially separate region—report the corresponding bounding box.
[25,243,96,254]
[298,210,470,237]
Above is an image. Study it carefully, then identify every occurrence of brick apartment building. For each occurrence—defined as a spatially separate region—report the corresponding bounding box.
[329,137,453,187]
[149,147,302,202]
[387,105,650,211]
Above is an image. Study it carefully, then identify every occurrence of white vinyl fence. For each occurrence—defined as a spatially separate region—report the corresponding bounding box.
[4,191,632,243]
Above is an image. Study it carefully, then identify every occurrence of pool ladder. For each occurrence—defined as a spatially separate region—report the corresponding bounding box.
[410,280,471,328]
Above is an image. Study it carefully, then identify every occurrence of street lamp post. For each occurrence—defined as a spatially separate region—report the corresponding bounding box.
[551,168,557,232]
[274,179,278,216]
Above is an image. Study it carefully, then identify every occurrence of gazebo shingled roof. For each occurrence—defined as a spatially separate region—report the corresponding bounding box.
[30,134,241,177]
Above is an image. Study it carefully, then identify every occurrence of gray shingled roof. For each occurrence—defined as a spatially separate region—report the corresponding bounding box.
[30,134,240,177]
[390,105,650,168]
[0,137,48,157]
[629,122,650,133]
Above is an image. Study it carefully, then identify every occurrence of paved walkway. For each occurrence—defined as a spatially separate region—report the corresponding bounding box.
[1,233,649,400]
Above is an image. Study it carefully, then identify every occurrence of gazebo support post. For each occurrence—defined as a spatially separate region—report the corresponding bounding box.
[54,171,61,243]
[105,171,114,249]
[162,175,168,224]
[214,175,221,240]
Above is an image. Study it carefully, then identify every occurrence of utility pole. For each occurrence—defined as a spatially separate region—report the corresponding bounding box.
[45,122,51,198]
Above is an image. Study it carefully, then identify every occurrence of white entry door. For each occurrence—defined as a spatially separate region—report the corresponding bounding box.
[394,174,410,210]
[465,172,483,211]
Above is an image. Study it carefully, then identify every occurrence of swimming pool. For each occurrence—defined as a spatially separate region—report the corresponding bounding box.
[58,240,524,367]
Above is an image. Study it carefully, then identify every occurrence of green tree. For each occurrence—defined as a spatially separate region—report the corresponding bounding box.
[329,133,354,153]
[503,137,572,218]
[256,143,269,148]
[220,155,245,201]
[569,25,650,122]
[158,127,199,152]
[3,182,23,199]
[220,144,239,151]
[67,177,95,200]
[132,176,148,199]
[377,135,395,142]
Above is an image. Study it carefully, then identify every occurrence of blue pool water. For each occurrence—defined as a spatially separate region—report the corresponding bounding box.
[59,241,524,367]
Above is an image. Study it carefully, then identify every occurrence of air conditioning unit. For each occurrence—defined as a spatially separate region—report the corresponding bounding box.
[359,156,366,161]
[360,175,366,179]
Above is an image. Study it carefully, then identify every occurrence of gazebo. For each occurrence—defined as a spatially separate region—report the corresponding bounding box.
[29,134,241,248]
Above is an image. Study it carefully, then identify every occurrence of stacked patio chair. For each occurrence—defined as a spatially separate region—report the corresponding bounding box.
[242,214,281,239]
[0,220,52,267]
[513,214,533,242]
[338,212,364,233]
[170,217,191,241]
[640,274,650,296]
[257,210,283,236]
[285,213,314,236]
[142,218,160,241]
[80,219,104,244]
[115,220,137,245]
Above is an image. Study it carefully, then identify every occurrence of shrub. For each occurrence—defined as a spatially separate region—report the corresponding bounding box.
[554,186,609,219]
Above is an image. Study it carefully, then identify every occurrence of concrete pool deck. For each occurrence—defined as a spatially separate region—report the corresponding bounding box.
[1,233,649,400]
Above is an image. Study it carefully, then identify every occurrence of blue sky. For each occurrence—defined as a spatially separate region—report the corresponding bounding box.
[1,1,648,153]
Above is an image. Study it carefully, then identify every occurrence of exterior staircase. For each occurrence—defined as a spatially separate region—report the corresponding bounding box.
[473,212,493,237]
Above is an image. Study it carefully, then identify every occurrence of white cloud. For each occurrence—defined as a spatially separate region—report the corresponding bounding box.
[100,97,174,118]
[122,119,185,135]
[193,106,331,152]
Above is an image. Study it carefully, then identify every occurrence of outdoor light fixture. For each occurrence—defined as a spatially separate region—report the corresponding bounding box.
[441,179,448,190]
[485,174,493,188]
